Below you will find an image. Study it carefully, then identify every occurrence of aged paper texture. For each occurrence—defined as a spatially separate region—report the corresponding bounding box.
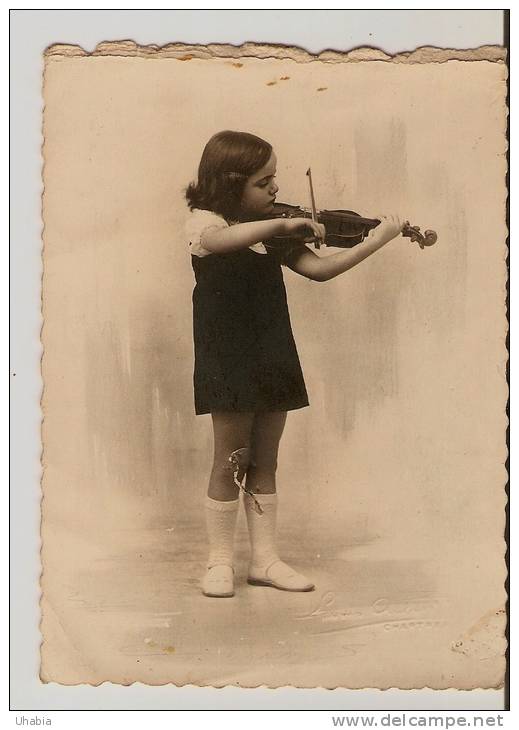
[40,44,508,688]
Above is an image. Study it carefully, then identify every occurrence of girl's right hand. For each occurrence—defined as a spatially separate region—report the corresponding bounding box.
[368,214,404,246]
[282,217,326,244]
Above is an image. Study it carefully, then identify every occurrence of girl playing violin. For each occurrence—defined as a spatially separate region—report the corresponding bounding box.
[185,130,403,598]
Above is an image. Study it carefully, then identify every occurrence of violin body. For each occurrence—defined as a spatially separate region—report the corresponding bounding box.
[267,202,437,250]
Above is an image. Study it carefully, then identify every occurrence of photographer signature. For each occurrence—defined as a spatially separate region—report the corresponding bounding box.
[296,591,445,635]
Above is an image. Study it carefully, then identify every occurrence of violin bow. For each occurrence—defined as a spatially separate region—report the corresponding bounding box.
[306,168,322,249]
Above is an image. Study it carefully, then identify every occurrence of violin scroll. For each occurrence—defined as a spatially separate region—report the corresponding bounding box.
[402,222,438,250]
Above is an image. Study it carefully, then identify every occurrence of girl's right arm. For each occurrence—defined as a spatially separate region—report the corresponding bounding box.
[201,218,325,254]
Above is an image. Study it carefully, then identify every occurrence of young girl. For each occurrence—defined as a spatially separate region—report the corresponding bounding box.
[185,130,403,598]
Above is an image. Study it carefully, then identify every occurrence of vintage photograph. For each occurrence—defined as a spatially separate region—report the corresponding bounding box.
[40,39,507,689]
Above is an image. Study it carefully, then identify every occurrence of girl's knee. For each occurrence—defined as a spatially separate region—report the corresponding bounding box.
[227,446,252,478]
[213,445,252,482]
[248,448,277,473]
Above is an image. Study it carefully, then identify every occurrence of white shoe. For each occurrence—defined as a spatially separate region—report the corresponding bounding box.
[202,565,235,598]
[248,560,314,592]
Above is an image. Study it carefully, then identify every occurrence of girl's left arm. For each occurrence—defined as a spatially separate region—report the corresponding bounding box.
[286,215,403,281]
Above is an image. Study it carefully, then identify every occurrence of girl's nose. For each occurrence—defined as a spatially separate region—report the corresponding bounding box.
[270,182,279,195]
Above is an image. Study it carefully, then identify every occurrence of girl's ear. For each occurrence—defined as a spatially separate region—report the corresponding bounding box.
[220,172,248,212]
[219,171,246,199]
[222,172,247,183]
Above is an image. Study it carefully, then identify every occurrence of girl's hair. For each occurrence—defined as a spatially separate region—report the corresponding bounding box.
[186,130,273,220]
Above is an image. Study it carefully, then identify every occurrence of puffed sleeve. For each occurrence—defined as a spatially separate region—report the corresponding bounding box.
[185,209,229,257]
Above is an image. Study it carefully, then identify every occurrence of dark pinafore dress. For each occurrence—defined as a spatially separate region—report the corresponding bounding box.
[191,241,309,415]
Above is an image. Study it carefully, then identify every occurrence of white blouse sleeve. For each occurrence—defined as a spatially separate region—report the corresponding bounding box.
[185,209,229,257]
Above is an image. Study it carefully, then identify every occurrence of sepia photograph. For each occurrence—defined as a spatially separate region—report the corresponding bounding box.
[33,15,508,695]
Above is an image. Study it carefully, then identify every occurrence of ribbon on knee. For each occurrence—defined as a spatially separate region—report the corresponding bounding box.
[228,447,264,515]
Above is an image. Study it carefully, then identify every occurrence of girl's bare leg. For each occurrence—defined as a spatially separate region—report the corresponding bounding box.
[208,411,255,501]
[202,411,254,598]
[244,411,314,592]
[246,411,287,495]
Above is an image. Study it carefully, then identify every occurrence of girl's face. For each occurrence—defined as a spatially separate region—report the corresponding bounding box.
[239,151,279,219]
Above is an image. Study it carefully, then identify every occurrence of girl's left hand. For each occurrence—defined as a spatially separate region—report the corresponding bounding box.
[368,213,404,246]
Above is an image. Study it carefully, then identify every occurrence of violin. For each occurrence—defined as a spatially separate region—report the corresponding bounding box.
[267,202,438,250]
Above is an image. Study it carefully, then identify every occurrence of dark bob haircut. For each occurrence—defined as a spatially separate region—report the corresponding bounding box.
[185,130,273,220]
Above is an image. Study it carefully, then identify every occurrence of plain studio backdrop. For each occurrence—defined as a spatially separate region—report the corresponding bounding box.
[40,50,507,688]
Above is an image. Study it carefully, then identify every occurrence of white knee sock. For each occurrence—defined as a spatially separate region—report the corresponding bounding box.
[205,496,240,568]
[243,493,280,572]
